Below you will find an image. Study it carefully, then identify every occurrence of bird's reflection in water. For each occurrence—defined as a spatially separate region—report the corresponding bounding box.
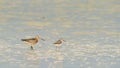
[22,49,65,68]
[48,51,64,68]
[23,50,40,68]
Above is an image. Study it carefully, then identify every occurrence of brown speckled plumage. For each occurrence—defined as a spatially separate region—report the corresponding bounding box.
[54,40,62,44]
[21,35,39,49]
[21,38,38,45]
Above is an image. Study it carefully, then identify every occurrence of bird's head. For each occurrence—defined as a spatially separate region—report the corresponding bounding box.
[35,35,45,41]
[59,38,66,42]
[35,35,40,39]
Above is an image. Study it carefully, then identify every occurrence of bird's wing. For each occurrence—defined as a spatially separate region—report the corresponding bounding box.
[54,40,61,44]
[21,38,36,42]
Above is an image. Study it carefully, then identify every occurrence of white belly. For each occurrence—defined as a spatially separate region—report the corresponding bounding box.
[54,44,62,47]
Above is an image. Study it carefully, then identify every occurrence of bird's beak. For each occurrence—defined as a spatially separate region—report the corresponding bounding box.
[41,38,45,41]
[63,40,66,42]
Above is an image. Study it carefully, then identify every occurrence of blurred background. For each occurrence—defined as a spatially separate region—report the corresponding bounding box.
[0,0,120,68]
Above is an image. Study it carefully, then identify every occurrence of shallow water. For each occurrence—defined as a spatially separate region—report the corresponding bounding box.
[0,40,120,68]
[0,0,120,68]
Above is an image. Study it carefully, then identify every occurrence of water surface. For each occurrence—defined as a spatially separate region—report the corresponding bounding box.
[0,0,120,68]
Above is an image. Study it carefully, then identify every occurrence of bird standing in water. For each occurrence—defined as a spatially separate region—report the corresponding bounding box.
[21,35,45,50]
[53,39,65,51]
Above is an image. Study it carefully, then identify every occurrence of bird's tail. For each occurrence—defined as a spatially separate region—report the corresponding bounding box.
[21,39,27,41]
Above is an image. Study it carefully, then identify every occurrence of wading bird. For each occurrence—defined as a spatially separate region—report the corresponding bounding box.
[21,35,45,50]
[53,38,65,51]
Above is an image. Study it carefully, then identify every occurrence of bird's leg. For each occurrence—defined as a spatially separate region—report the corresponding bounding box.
[31,46,33,50]
[56,46,57,50]
[56,46,58,52]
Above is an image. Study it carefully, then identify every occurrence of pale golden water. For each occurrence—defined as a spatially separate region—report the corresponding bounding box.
[0,39,120,68]
[0,0,120,68]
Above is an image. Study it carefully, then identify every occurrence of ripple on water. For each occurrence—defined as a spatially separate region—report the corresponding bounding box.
[0,40,120,68]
